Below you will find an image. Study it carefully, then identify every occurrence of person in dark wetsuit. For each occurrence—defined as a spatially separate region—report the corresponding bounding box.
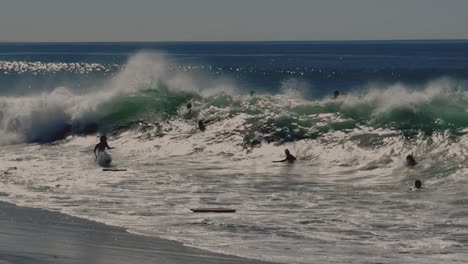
[94,135,114,158]
[406,154,416,166]
[198,120,206,131]
[333,90,340,99]
[273,149,296,163]
[411,180,422,190]
[185,102,193,116]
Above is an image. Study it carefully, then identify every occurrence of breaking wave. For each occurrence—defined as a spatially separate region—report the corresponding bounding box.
[0,52,468,146]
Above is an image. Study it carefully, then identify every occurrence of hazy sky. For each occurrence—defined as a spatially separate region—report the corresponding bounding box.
[1,0,467,42]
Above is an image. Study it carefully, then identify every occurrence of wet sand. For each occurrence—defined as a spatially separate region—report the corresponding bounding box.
[0,202,275,264]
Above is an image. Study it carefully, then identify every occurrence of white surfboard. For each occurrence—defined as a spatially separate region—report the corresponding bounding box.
[97,151,112,167]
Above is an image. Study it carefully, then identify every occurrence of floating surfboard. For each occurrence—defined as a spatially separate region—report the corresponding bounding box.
[102,168,127,172]
[190,208,236,213]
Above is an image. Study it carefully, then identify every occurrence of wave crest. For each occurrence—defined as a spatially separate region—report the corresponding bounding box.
[0,52,467,145]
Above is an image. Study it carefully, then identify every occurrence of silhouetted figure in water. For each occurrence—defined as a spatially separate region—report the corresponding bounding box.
[186,102,193,115]
[94,135,114,158]
[411,180,422,190]
[333,90,340,99]
[273,149,296,163]
[198,120,206,132]
[249,91,255,97]
[406,154,416,166]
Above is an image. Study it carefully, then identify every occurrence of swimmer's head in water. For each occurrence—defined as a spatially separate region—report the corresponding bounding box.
[414,180,422,189]
[285,149,290,155]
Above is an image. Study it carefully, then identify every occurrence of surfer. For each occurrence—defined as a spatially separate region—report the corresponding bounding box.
[406,154,416,166]
[198,120,206,132]
[333,90,340,99]
[186,102,193,116]
[249,91,255,97]
[94,135,114,158]
[273,149,296,163]
[411,180,422,190]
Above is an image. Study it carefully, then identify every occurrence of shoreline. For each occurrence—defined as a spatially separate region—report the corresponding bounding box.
[0,201,276,264]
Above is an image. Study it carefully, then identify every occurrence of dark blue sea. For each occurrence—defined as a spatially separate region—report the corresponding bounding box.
[2,40,468,95]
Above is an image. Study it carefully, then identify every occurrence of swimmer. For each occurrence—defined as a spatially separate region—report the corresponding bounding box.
[186,102,193,116]
[273,149,296,163]
[406,154,416,166]
[198,120,206,132]
[333,90,340,99]
[410,179,422,190]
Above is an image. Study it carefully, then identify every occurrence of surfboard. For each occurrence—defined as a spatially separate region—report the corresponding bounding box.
[102,168,127,172]
[97,151,112,167]
[190,208,236,213]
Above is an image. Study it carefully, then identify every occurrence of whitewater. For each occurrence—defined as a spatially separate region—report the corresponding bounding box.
[1,42,468,263]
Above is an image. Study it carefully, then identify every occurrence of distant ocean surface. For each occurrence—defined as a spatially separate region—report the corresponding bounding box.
[0,41,468,263]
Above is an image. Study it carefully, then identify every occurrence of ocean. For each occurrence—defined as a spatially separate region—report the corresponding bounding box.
[0,41,467,263]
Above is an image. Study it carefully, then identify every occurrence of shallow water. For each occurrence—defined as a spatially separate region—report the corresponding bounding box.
[0,129,467,263]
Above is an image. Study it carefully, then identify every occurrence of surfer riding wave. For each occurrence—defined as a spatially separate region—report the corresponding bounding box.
[94,135,114,158]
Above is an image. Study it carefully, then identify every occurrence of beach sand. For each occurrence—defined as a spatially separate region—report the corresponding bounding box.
[0,202,275,264]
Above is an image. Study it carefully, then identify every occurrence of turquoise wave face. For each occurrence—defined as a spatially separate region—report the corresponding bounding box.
[83,78,468,146]
[1,78,467,145]
[96,89,193,131]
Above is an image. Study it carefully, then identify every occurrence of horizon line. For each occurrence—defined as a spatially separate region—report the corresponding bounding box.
[1,38,468,44]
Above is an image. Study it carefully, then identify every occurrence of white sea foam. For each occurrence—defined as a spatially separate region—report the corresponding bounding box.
[0,52,243,144]
[0,117,467,263]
